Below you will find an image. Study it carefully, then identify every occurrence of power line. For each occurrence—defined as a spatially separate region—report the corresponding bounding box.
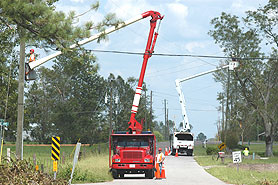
[87,49,276,60]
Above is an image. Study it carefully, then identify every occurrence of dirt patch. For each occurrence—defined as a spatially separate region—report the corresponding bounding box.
[228,163,278,172]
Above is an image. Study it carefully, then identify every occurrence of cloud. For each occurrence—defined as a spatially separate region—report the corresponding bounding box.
[185,42,206,53]
[166,3,188,20]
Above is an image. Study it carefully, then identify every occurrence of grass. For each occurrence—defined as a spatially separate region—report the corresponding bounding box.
[1,143,112,183]
[194,142,278,185]
[207,167,278,185]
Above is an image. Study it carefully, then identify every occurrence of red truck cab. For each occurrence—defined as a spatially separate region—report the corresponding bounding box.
[109,131,156,179]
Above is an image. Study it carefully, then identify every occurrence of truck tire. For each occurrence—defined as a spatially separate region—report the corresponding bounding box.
[145,169,154,179]
[112,170,118,179]
[187,149,193,156]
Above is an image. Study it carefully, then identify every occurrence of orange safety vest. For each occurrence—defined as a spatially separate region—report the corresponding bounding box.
[29,53,35,63]
[156,153,164,163]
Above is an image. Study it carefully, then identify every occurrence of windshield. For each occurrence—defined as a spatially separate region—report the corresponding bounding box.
[175,133,193,141]
[116,138,149,147]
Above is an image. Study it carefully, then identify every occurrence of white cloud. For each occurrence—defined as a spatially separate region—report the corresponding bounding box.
[185,41,205,53]
[167,3,188,20]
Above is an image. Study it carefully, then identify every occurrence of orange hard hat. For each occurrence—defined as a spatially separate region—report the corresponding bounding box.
[30,49,34,53]
[158,148,162,151]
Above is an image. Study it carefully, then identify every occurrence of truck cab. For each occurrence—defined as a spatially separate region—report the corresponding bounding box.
[109,131,156,179]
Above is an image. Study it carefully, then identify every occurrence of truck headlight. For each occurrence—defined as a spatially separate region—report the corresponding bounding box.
[115,159,121,162]
[144,158,150,162]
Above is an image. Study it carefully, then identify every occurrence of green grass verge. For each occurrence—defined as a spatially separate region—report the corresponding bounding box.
[194,143,278,185]
[207,167,278,185]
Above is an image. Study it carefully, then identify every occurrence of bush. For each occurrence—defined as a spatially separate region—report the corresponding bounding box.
[206,147,219,155]
[153,131,164,142]
[226,130,240,149]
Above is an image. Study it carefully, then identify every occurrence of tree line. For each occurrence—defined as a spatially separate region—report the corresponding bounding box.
[210,0,278,156]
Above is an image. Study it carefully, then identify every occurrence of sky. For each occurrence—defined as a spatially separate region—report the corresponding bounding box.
[38,0,268,139]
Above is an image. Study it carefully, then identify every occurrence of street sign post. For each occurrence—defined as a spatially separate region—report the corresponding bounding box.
[232,151,242,172]
[51,136,60,179]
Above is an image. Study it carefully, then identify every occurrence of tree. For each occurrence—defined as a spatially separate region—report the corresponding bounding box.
[209,1,278,156]
[0,22,18,141]
[196,132,207,141]
[1,0,121,157]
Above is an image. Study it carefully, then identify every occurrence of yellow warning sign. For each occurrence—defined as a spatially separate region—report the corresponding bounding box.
[51,137,60,161]
[218,142,226,151]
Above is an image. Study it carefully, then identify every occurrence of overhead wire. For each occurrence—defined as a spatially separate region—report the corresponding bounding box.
[86,49,275,60]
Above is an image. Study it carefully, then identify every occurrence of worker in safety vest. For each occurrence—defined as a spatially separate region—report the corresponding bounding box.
[29,49,35,63]
[156,148,165,176]
[243,148,249,156]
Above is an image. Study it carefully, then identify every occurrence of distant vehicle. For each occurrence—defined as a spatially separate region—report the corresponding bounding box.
[170,131,194,156]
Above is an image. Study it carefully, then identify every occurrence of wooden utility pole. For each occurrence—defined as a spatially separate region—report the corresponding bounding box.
[109,87,112,135]
[224,70,230,144]
[166,108,169,140]
[16,33,25,160]
[164,99,167,140]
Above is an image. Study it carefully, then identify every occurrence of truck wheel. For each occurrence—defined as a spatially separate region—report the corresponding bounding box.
[146,169,154,179]
[187,149,193,156]
[112,170,118,179]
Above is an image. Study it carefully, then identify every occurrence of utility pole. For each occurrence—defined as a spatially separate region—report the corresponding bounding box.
[16,32,25,160]
[224,70,230,144]
[109,87,113,135]
[164,99,167,140]
[166,108,169,141]
[150,91,152,131]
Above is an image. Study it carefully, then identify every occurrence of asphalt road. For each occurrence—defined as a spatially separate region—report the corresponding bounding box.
[74,155,230,185]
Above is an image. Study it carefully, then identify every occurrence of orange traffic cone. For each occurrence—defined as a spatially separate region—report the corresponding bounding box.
[161,163,166,179]
[165,147,168,156]
[155,162,161,179]
[175,149,178,157]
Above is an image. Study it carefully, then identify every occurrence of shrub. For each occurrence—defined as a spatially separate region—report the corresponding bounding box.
[206,147,218,155]
[153,131,164,142]
[225,130,240,149]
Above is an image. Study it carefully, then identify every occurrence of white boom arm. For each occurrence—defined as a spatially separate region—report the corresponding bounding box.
[175,61,239,132]
[29,13,150,70]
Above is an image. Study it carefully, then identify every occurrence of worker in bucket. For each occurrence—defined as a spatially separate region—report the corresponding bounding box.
[156,148,165,176]
[29,49,35,63]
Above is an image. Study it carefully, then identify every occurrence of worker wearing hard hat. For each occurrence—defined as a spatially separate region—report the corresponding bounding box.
[29,49,35,63]
[243,148,249,157]
[156,148,165,176]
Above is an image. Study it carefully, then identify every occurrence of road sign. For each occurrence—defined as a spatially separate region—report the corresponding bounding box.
[51,137,60,161]
[218,142,226,151]
[232,151,242,163]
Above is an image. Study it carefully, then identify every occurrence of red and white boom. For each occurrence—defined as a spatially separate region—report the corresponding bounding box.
[127,11,163,134]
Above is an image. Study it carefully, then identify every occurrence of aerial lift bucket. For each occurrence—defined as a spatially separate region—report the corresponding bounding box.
[25,63,37,81]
